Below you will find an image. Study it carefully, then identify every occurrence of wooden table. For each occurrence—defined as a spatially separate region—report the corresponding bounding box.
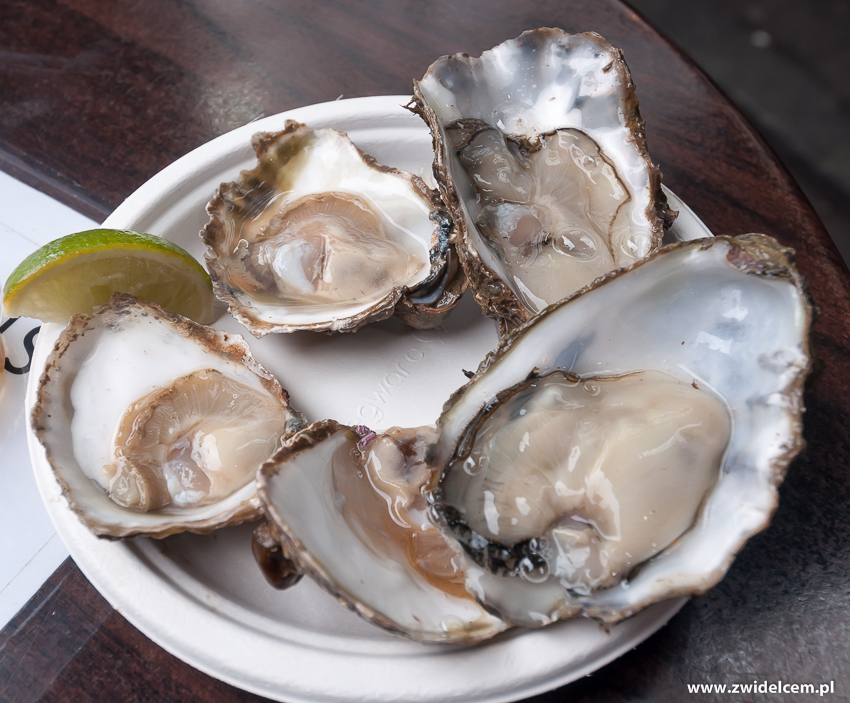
[2,1,849,700]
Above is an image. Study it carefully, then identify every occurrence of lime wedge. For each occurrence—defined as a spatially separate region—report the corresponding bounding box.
[2,229,215,325]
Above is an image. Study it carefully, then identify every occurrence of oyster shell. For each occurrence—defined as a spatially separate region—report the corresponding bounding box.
[413,29,672,334]
[32,293,305,538]
[202,121,465,335]
[260,234,811,638]
[258,420,505,643]
[433,234,812,625]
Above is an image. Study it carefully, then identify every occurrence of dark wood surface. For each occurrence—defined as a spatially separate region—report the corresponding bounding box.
[1,1,849,701]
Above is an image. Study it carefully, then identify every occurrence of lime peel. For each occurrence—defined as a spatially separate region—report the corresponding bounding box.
[2,229,215,325]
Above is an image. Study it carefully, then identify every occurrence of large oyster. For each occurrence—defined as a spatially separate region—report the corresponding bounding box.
[433,234,811,625]
[202,121,464,335]
[32,293,305,538]
[414,29,672,334]
[260,234,811,638]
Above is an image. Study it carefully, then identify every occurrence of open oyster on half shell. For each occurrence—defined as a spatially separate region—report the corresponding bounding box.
[414,29,673,334]
[202,121,464,335]
[258,421,506,644]
[258,234,811,640]
[32,293,305,538]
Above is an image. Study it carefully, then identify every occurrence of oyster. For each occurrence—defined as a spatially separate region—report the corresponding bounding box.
[258,420,505,643]
[260,234,811,638]
[32,293,305,538]
[202,121,464,335]
[414,29,672,334]
[432,234,812,625]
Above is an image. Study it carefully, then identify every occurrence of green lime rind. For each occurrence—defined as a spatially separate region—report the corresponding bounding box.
[2,229,210,296]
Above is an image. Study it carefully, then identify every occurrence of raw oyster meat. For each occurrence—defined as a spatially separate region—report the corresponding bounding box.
[203,121,464,335]
[260,234,811,639]
[440,369,731,596]
[414,29,672,333]
[32,293,305,538]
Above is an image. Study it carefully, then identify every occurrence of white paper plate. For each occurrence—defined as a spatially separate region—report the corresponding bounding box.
[26,96,710,703]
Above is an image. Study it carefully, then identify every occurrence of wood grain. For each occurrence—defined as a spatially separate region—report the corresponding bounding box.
[1,0,848,701]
